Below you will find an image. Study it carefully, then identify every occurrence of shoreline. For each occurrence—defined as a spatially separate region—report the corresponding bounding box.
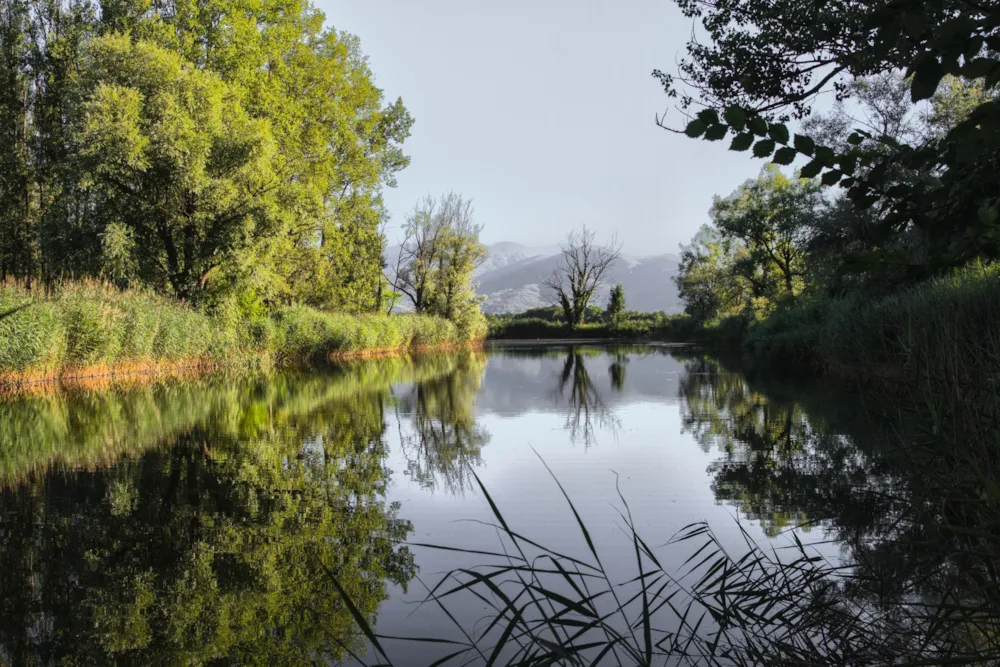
[0,341,484,397]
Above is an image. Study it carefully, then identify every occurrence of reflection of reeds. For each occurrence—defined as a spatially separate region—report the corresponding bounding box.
[0,353,473,489]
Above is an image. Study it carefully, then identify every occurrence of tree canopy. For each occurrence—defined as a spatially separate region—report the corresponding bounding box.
[0,0,412,314]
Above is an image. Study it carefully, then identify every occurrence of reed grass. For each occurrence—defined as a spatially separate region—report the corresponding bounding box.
[0,281,470,384]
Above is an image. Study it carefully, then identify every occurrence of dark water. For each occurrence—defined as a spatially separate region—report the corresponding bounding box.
[0,344,961,664]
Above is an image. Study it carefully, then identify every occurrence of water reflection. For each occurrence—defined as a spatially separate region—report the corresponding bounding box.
[3,344,997,664]
[395,350,489,494]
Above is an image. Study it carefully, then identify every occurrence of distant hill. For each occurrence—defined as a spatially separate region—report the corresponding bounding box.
[385,242,684,315]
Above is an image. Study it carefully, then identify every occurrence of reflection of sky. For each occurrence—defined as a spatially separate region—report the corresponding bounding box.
[367,348,844,663]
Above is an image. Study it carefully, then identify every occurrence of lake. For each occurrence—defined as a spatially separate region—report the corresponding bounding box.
[0,344,982,665]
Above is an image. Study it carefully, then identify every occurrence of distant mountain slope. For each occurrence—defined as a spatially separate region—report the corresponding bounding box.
[472,243,683,314]
[385,242,684,315]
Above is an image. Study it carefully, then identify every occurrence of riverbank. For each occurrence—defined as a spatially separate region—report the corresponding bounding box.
[0,282,476,389]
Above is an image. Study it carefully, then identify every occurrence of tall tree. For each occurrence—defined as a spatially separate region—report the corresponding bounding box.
[544,226,622,328]
[711,166,820,299]
[656,0,1000,273]
[392,193,487,338]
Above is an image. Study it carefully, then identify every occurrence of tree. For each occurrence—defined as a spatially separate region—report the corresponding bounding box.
[606,283,626,326]
[655,0,1000,273]
[0,0,413,313]
[544,227,622,328]
[391,193,487,339]
[711,166,820,300]
[675,225,749,322]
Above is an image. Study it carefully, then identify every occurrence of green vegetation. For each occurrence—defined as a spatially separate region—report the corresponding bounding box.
[646,0,1000,392]
[0,282,470,382]
[486,306,692,341]
[388,193,488,339]
[0,0,486,369]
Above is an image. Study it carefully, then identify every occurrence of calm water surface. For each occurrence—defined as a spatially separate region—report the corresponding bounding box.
[0,345,885,664]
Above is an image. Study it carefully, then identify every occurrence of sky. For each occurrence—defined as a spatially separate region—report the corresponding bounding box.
[318,0,768,256]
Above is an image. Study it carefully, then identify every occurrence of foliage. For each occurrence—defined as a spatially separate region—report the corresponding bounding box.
[655,0,1000,275]
[390,193,487,340]
[0,0,411,314]
[675,167,821,325]
[0,281,469,382]
[606,282,626,325]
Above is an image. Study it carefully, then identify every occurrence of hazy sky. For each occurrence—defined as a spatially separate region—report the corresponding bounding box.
[319,0,767,256]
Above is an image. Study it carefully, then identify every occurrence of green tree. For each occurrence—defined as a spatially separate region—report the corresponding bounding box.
[606,283,625,326]
[655,0,1000,272]
[392,193,487,339]
[710,166,820,302]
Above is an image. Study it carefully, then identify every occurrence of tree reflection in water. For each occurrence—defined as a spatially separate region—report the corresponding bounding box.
[395,350,490,495]
[554,347,619,448]
[0,373,417,665]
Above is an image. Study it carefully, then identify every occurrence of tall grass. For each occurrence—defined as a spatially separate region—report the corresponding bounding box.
[0,281,471,383]
[334,457,1000,665]
[747,262,1000,392]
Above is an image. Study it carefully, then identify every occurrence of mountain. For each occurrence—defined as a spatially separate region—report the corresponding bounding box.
[385,242,684,315]
[473,243,683,314]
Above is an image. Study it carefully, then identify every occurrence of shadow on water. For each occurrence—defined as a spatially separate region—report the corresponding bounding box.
[2,344,1000,664]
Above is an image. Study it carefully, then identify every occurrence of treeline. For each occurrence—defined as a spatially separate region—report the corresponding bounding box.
[2,0,408,312]
[0,0,489,370]
[661,0,1000,382]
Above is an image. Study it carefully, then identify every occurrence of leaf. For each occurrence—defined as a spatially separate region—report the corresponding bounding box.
[704,124,728,141]
[684,119,708,138]
[911,56,945,101]
[729,132,754,151]
[821,169,843,186]
[846,133,864,146]
[793,134,815,156]
[767,123,789,144]
[799,160,823,178]
[748,116,767,136]
[752,139,775,158]
[723,106,746,130]
[838,154,858,174]
[771,147,796,165]
[814,145,835,164]
[902,6,926,38]
[697,108,720,125]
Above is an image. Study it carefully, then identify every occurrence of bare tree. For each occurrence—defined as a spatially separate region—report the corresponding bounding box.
[544,226,622,327]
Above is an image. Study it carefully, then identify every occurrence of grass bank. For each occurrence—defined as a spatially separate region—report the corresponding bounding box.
[742,262,1000,392]
[0,282,473,386]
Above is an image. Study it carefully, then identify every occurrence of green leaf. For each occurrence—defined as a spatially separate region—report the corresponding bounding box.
[821,169,843,186]
[793,134,815,156]
[685,119,708,138]
[697,108,720,125]
[752,139,775,158]
[911,57,945,102]
[846,133,864,146]
[767,123,789,144]
[729,132,754,151]
[799,160,823,178]
[704,124,728,141]
[814,146,835,164]
[771,147,797,165]
[902,7,926,38]
[723,106,746,130]
[748,116,767,136]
